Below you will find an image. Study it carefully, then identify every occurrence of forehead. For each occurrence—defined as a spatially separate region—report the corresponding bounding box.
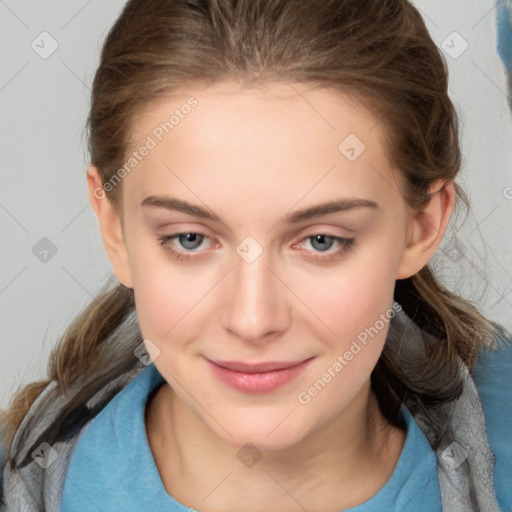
[131,80,384,147]
[123,81,401,211]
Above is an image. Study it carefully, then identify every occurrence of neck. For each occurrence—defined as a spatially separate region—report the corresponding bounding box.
[146,380,405,511]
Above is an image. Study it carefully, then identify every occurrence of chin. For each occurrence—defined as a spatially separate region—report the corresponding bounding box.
[211,407,314,452]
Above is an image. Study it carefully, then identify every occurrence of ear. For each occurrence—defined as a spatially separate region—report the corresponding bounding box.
[87,165,133,288]
[396,179,456,279]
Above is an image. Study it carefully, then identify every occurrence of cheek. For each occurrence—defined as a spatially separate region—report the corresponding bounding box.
[129,247,201,340]
[292,242,400,345]
[296,261,399,417]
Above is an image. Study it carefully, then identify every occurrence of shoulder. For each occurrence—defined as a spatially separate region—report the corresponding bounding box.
[60,364,165,511]
[1,364,147,510]
[0,378,80,511]
[472,326,512,511]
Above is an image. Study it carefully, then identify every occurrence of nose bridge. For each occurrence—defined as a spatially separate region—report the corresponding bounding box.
[221,242,289,341]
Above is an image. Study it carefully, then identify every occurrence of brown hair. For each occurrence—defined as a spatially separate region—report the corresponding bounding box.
[3,0,507,468]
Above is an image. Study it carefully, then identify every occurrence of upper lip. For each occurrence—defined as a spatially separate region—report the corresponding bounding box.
[208,358,312,373]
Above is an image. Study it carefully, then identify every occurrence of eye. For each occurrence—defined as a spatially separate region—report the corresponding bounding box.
[295,233,354,262]
[158,231,354,262]
[158,232,213,260]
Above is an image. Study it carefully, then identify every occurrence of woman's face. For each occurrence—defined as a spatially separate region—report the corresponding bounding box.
[109,81,423,449]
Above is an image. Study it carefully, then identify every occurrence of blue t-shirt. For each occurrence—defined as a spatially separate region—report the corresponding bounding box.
[61,338,512,512]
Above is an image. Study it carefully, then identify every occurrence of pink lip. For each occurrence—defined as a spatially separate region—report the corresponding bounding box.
[206,357,314,393]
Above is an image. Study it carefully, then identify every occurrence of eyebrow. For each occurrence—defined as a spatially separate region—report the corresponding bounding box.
[141,196,378,223]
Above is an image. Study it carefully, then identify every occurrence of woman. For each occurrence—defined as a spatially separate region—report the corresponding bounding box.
[1,0,511,510]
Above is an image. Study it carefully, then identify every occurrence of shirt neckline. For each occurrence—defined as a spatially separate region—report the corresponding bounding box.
[135,364,436,510]
[64,362,439,511]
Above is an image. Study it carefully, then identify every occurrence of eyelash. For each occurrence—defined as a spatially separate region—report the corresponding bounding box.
[158,232,354,262]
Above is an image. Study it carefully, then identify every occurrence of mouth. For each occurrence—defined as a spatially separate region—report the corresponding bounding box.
[205,357,315,393]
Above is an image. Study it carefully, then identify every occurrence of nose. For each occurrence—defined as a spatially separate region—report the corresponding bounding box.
[220,248,291,343]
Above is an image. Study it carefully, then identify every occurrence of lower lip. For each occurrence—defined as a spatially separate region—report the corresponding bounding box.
[206,358,313,394]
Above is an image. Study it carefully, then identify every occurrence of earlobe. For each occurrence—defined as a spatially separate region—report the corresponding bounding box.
[87,165,133,288]
[396,180,456,279]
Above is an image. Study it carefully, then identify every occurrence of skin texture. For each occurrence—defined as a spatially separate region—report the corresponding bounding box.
[88,81,455,511]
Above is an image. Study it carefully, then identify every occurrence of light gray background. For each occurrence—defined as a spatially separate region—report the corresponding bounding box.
[1,0,511,409]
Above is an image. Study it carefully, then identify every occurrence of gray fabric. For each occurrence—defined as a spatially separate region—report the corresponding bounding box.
[434,369,500,511]
[0,305,504,511]
[384,307,503,512]
[1,366,143,512]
